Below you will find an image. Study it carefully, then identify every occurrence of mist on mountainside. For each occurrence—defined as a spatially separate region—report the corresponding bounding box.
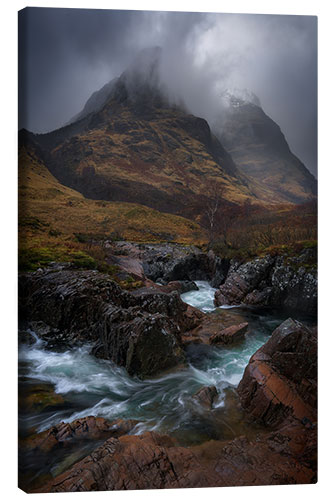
[19,10,317,177]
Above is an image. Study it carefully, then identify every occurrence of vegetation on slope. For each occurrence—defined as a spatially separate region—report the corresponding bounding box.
[18,146,206,273]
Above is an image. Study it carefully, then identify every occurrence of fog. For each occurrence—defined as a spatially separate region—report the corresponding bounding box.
[18,8,317,176]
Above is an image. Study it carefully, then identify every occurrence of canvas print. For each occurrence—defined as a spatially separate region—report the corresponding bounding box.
[18,8,317,492]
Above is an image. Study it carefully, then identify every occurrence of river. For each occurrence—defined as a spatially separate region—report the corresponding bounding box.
[18,280,315,488]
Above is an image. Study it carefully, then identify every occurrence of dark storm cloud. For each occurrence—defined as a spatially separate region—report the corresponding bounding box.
[18,8,317,176]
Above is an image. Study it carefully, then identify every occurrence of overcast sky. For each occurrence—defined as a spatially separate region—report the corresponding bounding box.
[18,8,317,176]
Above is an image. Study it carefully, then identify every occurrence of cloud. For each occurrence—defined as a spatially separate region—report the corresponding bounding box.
[18,8,317,176]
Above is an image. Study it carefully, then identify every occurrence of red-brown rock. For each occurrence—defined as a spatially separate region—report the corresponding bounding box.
[193,385,218,409]
[21,416,139,454]
[209,322,248,345]
[237,318,317,428]
[33,426,315,493]
[181,309,247,345]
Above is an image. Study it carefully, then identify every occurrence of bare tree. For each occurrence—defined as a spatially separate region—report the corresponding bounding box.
[199,182,226,247]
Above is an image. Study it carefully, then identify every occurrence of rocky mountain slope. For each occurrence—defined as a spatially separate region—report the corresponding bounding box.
[20,49,267,217]
[214,92,317,203]
[20,48,316,217]
[18,138,205,256]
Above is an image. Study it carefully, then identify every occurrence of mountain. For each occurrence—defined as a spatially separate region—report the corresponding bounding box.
[22,48,316,222]
[213,91,317,204]
[25,49,258,218]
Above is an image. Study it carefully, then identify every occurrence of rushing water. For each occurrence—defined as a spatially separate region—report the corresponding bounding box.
[18,281,315,488]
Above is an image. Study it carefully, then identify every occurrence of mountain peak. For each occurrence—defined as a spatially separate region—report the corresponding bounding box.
[221,88,261,109]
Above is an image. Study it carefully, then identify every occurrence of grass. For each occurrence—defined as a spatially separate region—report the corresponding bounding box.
[19,146,205,247]
[18,246,97,272]
[18,145,317,276]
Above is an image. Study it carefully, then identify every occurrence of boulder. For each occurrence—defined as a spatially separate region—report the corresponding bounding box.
[165,280,199,293]
[181,309,246,345]
[237,318,317,428]
[193,385,218,409]
[214,253,317,315]
[18,267,192,378]
[214,255,274,306]
[21,416,139,454]
[32,426,315,492]
[209,322,248,345]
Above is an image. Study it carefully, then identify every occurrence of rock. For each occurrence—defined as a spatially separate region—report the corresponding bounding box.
[105,242,229,290]
[170,280,199,293]
[18,383,65,413]
[18,329,37,345]
[22,416,139,454]
[32,427,315,492]
[209,322,248,345]
[19,268,191,378]
[149,280,199,294]
[193,386,218,409]
[237,318,317,428]
[214,252,317,315]
[181,309,246,345]
[215,255,274,306]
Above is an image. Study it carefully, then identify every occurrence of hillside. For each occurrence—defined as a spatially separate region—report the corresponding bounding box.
[18,142,206,271]
[24,48,264,217]
[214,93,317,204]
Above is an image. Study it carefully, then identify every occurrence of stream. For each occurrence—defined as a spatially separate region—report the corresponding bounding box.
[18,280,315,488]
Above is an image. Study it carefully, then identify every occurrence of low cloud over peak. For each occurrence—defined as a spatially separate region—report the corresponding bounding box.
[19,8,317,176]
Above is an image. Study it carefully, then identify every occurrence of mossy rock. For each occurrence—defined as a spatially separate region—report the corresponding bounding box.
[19,384,64,412]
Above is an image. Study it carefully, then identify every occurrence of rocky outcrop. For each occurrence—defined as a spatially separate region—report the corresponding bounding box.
[215,97,317,204]
[33,425,315,492]
[237,318,317,428]
[193,386,218,409]
[209,322,248,345]
[181,309,249,345]
[21,416,139,454]
[18,265,202,378]
[25,317,317,493]
[215,250,317,315]
[105,242,230,288]
[142,245,230,286]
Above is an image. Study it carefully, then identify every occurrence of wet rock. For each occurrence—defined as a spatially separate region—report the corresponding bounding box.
[22,416,139,453]
[209,322,248,345]
[18,383,65,413]
[33,427,315,492]
[181,309,245,345]
[215,255,274,306]
[214,252,317,315]
[237,318,317,428]
[18,329,37,345]
[19,268,191,378]
[167,280,199,293]
[193,386,218,409]
[105,242,229,290]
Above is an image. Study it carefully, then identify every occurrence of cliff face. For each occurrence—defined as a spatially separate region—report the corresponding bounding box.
[24,49,256,218]
[214,100,317,204]
[20,50,317,216]
[28,101,254,217]
[214,249,317,316]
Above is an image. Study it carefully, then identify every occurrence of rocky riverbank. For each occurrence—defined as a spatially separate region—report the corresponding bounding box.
[19,263,204,378]
[214,250,317,315]
[18,243,317,491]
[24,318,316,492]
[107,242,317,315]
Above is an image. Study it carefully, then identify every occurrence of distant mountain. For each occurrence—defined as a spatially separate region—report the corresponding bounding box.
[213,91,317,203]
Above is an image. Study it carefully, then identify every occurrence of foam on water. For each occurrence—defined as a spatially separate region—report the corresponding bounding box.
[19,282,276,439]
[180,281,217,312]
